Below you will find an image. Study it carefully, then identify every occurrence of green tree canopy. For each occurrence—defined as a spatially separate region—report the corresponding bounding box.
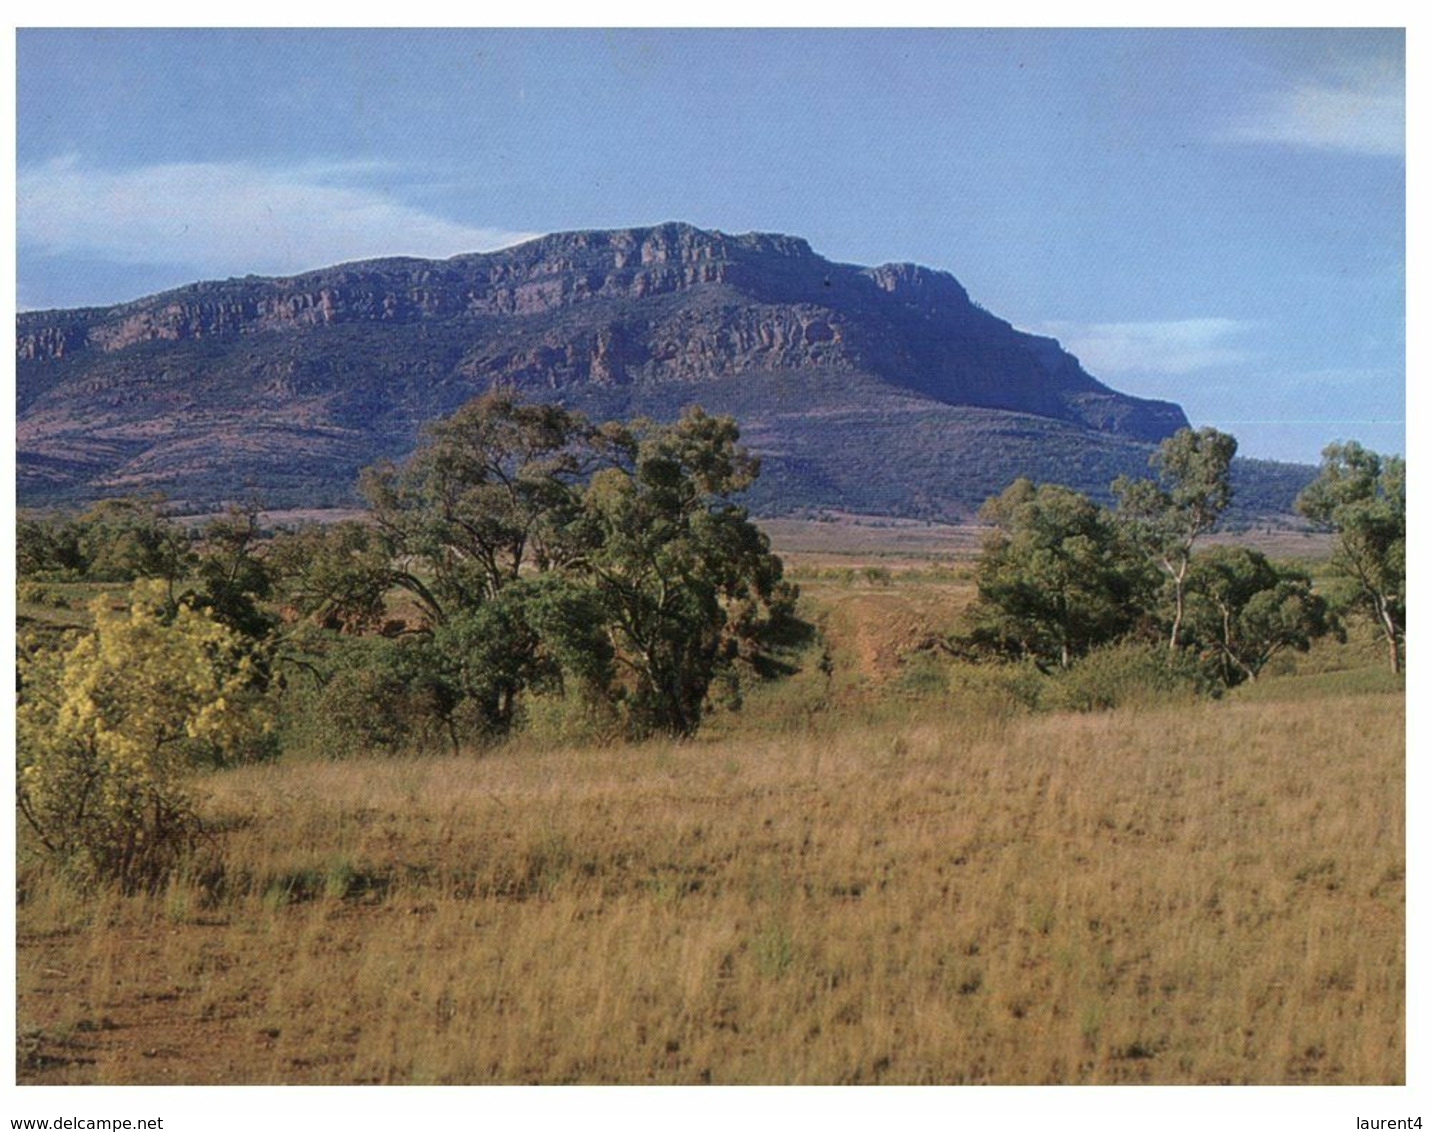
[1184,546,1332,686]
[18,496,193,585]
[568,409,793,735]
[971,479,1154,670]
[17,513,88,579]
[1113,426,1237,650]
[359,391,595,621]
[191,503,278,642]
[347,394,794,738]
[267,520,396,634]
[1295,441,1405,673]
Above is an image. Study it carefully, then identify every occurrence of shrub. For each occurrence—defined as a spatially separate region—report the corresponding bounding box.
[290,636,459,758]
[16,581,72,609]
[16,582,270,889]
[943,661,1046,721]
[896,651,950,697]
[1043,641,1219,713]
[519,689,624,749]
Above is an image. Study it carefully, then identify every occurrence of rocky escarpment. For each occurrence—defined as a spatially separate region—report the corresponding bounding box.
[16,222,1223,516]
[20,228,823,356]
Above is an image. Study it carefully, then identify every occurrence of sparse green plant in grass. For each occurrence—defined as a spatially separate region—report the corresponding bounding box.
[162,874,198,925]
[1230,663,1404,704]
[1079,1003,1104,1046]
[324,858,357,901]
[896,651,950,697]
[523,832,574,897]
[752,923,796,979]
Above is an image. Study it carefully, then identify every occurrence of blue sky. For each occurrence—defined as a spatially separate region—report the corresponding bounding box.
[16,28,1404,464]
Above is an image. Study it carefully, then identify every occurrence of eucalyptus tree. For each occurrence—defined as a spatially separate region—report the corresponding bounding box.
[350,393,793,738]
[972,478,1153,670]
[567,408,793,735]
[1113,426,1237,650]
[358,391,597,623]
[1184,546,1331,686]
[1296,441,1405,673]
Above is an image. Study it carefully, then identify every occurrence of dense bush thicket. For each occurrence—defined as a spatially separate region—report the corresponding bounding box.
[349,393,798,740]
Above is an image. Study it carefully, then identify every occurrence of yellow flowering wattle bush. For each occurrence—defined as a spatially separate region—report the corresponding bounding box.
[17,581,270,888]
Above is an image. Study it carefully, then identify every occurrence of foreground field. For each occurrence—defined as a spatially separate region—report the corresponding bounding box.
[17,679,1403,1084]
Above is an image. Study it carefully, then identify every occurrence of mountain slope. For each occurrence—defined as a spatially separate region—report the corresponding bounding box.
[16,222,1303,517]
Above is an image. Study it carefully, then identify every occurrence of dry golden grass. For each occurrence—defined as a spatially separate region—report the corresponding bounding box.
[17,686,1403,1085]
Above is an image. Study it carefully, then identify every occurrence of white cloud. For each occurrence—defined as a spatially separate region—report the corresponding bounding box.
[1222,58,1403,157]
[1038,318,1257,376]
[18,156,540,277]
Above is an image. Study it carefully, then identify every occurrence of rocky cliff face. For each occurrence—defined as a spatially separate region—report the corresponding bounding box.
[18,222,1204,516]
[20,227,825,355]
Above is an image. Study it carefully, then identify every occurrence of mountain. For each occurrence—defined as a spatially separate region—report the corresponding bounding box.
[16,221,1310,518]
